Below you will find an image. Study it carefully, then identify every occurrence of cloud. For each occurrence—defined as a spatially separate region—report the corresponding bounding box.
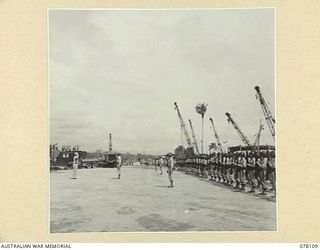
[49,9,275,154]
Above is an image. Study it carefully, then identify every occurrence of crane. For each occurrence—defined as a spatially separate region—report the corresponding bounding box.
[209,117,223,153]
[225,112,251,146]
[254,86,275,141]
[174,102,192,148]
[253,120,264,151]
[109,133,112,152]
[188,119,200,155]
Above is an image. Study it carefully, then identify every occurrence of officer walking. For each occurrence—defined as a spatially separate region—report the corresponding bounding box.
[116,154,122,179]
[167,153,175,188]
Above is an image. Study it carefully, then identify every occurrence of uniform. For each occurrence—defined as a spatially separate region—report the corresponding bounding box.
[226,155,233,186]
[233,155,240,189]
[256,156,267,195]
[267,156,276,197]
[167,155,175,188]
[237,155,246,190]
[72,152,79,179]
[159,157,164,175]
[117,155,122,179]
[247,155,257,193]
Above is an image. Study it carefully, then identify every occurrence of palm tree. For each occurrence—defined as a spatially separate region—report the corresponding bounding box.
[195,103,208,154]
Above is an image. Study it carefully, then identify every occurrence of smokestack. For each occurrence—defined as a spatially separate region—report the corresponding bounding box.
[109,133,112,152]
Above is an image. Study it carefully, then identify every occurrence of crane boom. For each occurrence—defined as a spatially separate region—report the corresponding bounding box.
[188,119,200,155]
[209,117,223,153]
[174,102,192,148]
[225,112,251,146]
[253,120,264,151]
[254,86,275,140]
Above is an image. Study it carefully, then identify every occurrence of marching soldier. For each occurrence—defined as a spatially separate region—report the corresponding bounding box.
[267,153,276,198]
[233,153,240,189]
[203,155,209,179]
[247,152,257,193]
[225,153,232,186]
[208,154,214,180]
[222,153,228,184]
[212,153,218,181]
[256,155,267,195]
[216,152,222,183]
[238,152,247,191]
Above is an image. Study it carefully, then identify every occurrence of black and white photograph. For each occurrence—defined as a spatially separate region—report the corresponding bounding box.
[49,9,276,233]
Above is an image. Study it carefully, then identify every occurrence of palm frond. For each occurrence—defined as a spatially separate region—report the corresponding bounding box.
[195,103,208,117]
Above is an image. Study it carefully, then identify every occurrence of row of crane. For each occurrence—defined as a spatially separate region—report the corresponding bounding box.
[174,85,275,155]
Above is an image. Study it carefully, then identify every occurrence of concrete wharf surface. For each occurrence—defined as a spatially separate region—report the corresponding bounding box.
[50,164,276,232]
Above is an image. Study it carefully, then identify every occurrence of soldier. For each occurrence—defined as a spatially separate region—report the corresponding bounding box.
[216,152,221,182]
[116,154,122,179]
[222,153,228,184]
[211,153,217,181]
[225,153,232,186]
[233,153,240,189]
[256,155,267,195]
[209,154,214,180]
[154,158,158,172]
[203,155,209,179]
[239,152,247,190]
[167,154,175,188]
[267,153,276,198]
[247,152,257,193]
[229,153,235,187]
[159,156,164,175]
[197,156,202,177]
[72,152,79,179]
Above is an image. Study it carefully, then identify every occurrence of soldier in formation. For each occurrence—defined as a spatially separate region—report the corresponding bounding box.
[180,150,276,197]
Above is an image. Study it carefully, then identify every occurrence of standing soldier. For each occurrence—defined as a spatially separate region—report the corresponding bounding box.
[239,153,247,191]
[267,153,276,198]
[221,153,227,184]
[233,153,240,189]
[167,154,175,188]
[225,153,232,186]
[208,154,213,180]
[72,152,79,179]
[216,153,221,182]
[229,153,235,187]
[247,153,257,193]
[116,154,122,179]
[212,153,218,181]
[256,155,267,195]
[203,155,209,179]
[159,156,164,175]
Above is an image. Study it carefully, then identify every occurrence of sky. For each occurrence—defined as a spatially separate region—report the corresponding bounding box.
[49,9,275,155]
